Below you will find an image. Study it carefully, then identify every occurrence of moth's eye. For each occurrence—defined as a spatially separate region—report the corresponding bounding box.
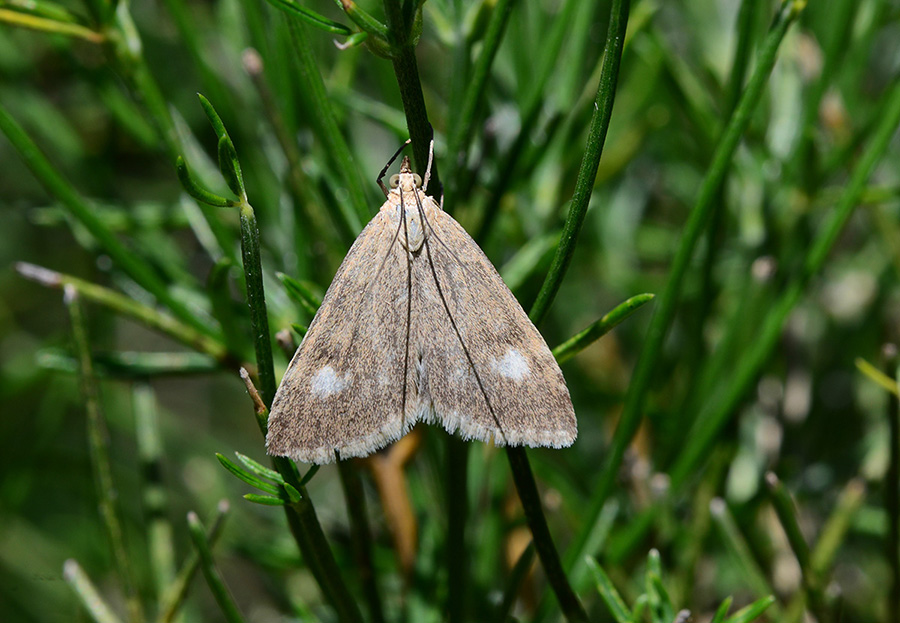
[412,173,423,188]
[389,174,400,188]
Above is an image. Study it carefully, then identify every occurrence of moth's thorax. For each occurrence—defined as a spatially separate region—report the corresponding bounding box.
[385,173,431,253]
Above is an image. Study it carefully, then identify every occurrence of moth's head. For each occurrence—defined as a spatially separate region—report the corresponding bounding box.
[389,156,422,191]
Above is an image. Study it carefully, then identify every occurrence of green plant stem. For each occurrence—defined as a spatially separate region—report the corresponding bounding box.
[0,106,215,339]
[234,207,362,621]
[66,287,143,623]
[447,435,469,623]
[239,203,277,406]
[552,294,654,364]
[614,77,900,560]
[888,355,900,623]
[158,500,229,623]
[336,460,385,623]
[506,447,588,623]
[810,479,866,576]
[709,498,779,609]
[567,0,802,569]
[0,8,105,41]
[186,512,245,623]
[37,350,220,378]
[284,16,369,233]
[382,0,440,197]
[528,0,630,325]
[134,384,177,602]
[473,0,579,231]
[63,559,124,623]
[497,543,535,620]
[669,62,900,489]
[493,2,630,620]
[444,0,517,208]
[17,263,231,365]
[280,477,365,623]
[765,473,826,619]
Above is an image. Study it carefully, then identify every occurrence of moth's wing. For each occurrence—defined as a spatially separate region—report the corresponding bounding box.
[411,199,576,448]
[267,206,415,464]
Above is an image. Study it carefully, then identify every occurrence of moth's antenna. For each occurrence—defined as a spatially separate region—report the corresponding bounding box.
[422,139,435,193]
[377,139,412,197]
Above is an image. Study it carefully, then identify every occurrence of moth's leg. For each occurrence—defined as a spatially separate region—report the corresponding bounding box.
[422,139,435,193]
[377,139,412,197]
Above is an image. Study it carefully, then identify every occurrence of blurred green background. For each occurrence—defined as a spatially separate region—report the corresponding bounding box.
[2,0,900,621]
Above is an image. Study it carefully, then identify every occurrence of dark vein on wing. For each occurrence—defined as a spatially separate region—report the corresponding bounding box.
[415,190,508,444]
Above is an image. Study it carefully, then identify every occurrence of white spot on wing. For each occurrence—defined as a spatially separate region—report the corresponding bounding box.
[311,366,348,397]
[492,349,530,381]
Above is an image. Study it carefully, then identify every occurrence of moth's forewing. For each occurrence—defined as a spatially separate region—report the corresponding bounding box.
[411,200,577,448]
[266,206,411,465]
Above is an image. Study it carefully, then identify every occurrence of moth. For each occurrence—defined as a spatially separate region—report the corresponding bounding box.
[267,145,576,464]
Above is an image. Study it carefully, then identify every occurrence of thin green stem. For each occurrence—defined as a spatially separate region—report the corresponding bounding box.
[552,294,654,364]
[38,350,220,379]
[134,384,177,602]
[670,63,900,489]
[63,560,124,623]
[186,512,245,623]
[157,500,230,623]
[447,436,469,623]
[0,106,215,339]
[284,15,370,234]
[17,263,231,365]
[474,0,579,231]
[528,0,630,325]
[495,3,630,619]
[709,498,779,608]
[66,287,143,623]
[444,0,517,208]
[336,460,386,623]
[506,447,588,623]
[234,215,362,621]
[568,0,802,569]
[889,353,900,623]
[0,8,105,41]
[239,203,277,407]
[382,0,441,197]
[766,473,827,621]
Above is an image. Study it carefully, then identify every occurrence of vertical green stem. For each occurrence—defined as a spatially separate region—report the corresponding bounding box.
[382,0,441,197]
[336,460,385,623]
[528,0,630,325]
[66,287,143,623]
[444,0,518,209]
[447,436,469,623]
[284,16,370,233]
[133,383,176,602]
[239,204,277,407]
[506,447,588,623]
[887,350,900,623]
[186,512,245,623]
[235,199,362,622]
[669,64,900,489]
[567,0,802,569]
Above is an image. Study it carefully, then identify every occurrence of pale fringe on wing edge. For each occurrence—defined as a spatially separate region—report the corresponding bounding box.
[272,403,576,465]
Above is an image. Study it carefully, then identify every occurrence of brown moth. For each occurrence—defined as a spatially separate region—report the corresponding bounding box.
[266,145,576,464]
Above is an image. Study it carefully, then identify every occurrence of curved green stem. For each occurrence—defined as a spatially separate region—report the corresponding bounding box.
[566,0,803,571]
[528,0,630,325]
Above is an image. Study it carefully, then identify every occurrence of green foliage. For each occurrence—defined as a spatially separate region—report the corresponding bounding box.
[2,0,900,622]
